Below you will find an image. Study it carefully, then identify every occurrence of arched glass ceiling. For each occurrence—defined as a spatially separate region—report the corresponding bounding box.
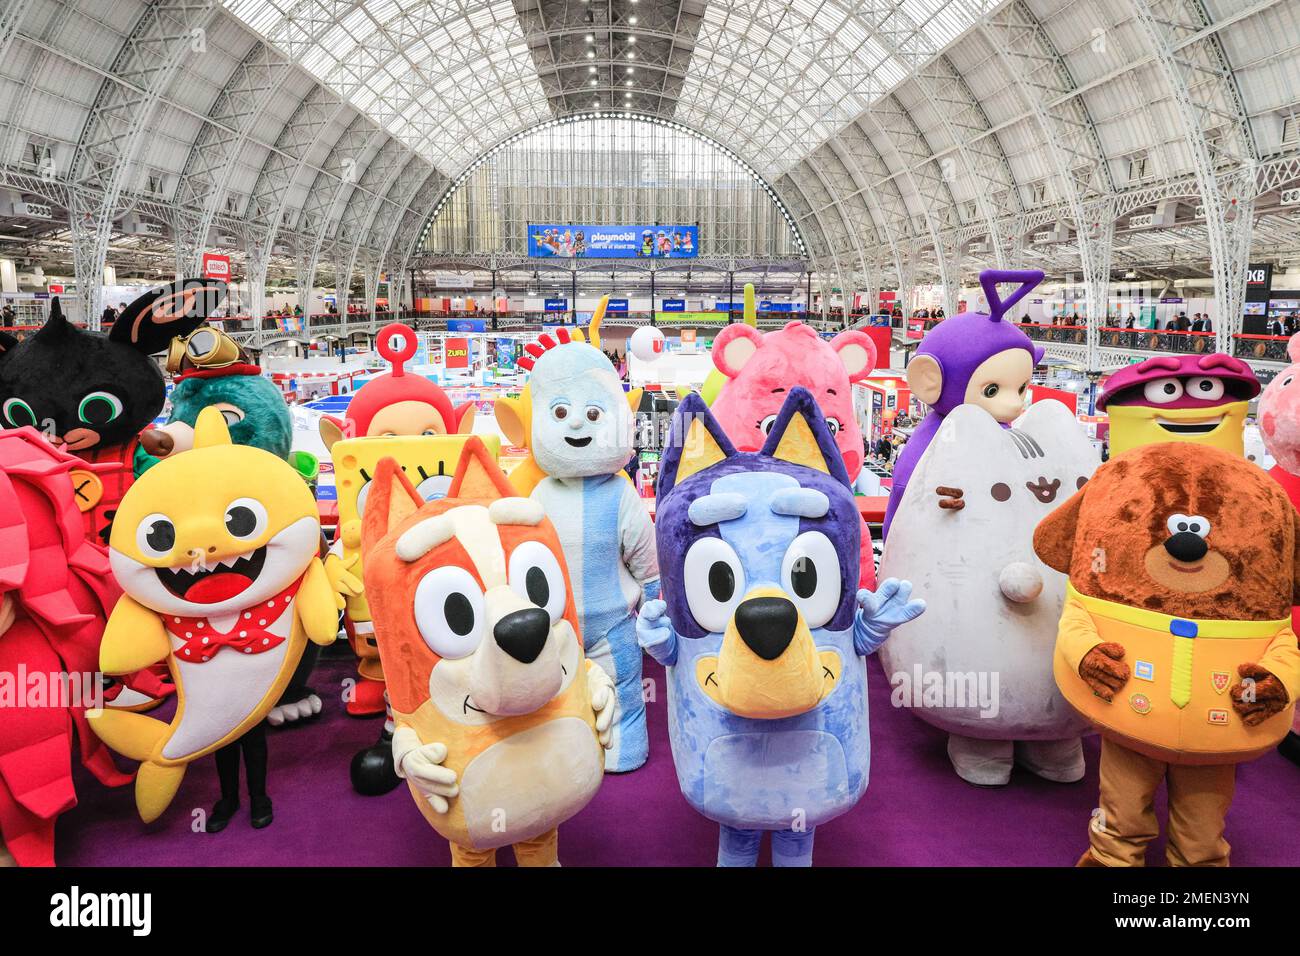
[222,0,552,172]
[419,114,809,260]
[679,0,996,176]
[221,0,998,180]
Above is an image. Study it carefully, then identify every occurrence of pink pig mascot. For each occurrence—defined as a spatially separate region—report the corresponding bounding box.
[1257,333,1300,765]
[709,320,879,587]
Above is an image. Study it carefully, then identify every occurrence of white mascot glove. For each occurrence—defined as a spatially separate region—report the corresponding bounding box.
[587,661,616,750]
[391,726,459,814]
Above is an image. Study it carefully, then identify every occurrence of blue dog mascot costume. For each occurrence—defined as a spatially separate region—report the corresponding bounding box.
[639,387,925,865]
[524,312,660,773]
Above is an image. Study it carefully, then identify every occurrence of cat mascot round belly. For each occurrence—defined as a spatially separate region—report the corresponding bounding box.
[878,399,1098,786]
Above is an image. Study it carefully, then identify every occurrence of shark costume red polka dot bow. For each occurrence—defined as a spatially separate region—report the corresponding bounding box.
[165,576,304,662]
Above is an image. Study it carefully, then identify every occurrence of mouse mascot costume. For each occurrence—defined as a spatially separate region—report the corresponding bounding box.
[360,440,614,866]
[0,429,131,866]
[638,388,924,865]
[879,399,1097,785]
[90,407,353,832]
[706,306,880,587]
[1034,443,1300,866]
[508,297,660,773]
[883,269,1045,539]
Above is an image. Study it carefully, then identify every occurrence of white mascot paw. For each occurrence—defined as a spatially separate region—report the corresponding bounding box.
[588,664,617,749]
[392,728,459,814]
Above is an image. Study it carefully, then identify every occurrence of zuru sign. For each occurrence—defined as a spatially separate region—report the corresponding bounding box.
[445,337,470,369]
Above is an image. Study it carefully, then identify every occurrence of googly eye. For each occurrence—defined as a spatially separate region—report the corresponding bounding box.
[1166,513,1210,538]
[415,474,452,502]
[78,391,123,426]
[507,540,567,624]
[224,498,268,540]
[552,404,570,421]
[780,531,842,629]
[824,417,842,436]
[2,397,36,428]
[586,406,602,423]
[682,537,746,633]
[1143,377,1184,404]
[1185,376,1224,401]
[136,513,176,559]
[413,566,485,660]
[759,414,778,435]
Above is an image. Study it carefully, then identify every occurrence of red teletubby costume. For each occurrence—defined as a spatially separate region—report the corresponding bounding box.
[0,428,131,866]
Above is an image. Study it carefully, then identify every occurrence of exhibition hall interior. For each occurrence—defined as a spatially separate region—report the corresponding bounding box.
[2,0,1300,881]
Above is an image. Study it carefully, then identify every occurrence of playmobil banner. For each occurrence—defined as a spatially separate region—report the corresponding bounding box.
[528,224,698,259]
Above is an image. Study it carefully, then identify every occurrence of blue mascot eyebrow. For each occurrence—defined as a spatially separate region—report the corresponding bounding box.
[770,487,829,518]
[688,493,748,525]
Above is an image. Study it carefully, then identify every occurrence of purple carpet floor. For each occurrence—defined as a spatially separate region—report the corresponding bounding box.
[57,653,1300,866]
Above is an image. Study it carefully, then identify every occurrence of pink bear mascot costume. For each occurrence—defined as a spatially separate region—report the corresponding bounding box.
[1256,333,1300,764]
[709,321,879,587]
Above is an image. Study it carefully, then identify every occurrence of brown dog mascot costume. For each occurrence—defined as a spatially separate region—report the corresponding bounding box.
[1034,443,1300,866]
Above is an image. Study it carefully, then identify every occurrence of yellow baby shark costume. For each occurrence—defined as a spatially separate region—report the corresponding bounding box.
[90,407,346,826]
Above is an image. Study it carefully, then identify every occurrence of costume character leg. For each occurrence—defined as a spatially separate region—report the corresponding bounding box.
[242,723,273,829]
[1015,737,1086,783]
[771,828,816,867]
[450,843,498,867]
[588,615,648,773]
[350,692,401,796]
[1164,762,1234,867]
[947,734,1014,786]
[207,740,242,833]
[512,828,560,867]
[717,825,763,867]
[1088,737,1164,866]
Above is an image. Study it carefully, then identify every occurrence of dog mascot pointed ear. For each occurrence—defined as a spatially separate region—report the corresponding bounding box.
[759,388,850,486]
[659,393,735,497]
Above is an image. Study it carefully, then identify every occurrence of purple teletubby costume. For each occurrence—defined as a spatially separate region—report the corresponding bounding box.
[882,269,1046,539]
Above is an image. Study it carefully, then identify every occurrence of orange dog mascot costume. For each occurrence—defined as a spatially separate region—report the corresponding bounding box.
[361,439,614,865]
[1034,443,1300,866]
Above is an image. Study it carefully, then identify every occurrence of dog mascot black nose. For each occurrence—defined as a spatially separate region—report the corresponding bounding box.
[493,607,552,663]
[734,597,799,661]
[1164,531,1208,563]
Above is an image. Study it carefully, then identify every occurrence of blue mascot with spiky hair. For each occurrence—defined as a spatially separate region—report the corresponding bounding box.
[638,387,925,865]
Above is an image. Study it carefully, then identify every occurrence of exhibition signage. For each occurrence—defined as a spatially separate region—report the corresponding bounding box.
[544,298,568,312]
[606,298,629,313]
[201,252,231,280]
[447,318,486,333]
[660,299,686,312]
[656,310,728,324]
[445,337,470,369]
[528,224,699,259]
[1247,263,1273,292]
[495,338,517,370]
